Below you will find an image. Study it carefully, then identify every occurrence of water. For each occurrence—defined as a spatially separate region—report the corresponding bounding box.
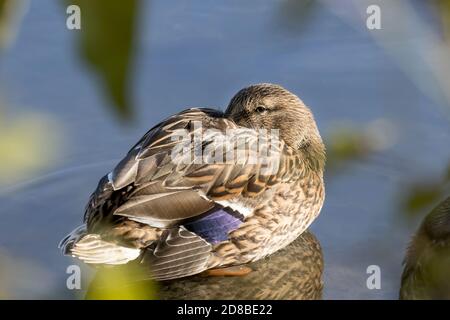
[1,0,450,299]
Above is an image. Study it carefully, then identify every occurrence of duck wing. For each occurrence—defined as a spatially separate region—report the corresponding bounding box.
[75,108,301,278]
[85,108,300,230]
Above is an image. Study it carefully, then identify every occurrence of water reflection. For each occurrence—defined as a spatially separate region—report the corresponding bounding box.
[400,196,450,299]
[86,231,323,300]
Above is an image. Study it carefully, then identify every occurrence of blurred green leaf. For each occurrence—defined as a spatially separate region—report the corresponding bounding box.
[86,264,156,300]
[325,119,397,174]
[68,0,140,120]
[401,161,450,216]
[0,0,6,15]
[0,107,61,186]
[0,0,11,50]
[0,248,52,299]
[0,0,27,51]
[403,184,443,214]
[325,127,372,172]
[435,0,450,41]
[276,0,317,34]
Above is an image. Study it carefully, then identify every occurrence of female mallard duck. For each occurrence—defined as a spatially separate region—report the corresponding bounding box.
[60,83,325,280]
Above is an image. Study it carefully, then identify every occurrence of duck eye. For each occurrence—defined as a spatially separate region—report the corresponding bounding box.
[255,106,267,113]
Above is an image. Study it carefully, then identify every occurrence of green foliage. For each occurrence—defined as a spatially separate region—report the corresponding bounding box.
[0,0,6,15]
[435,0,450,41]
[326,128,369,166]
[325,126,378,173]
[0,0,26,51]
[404,184,444,213]
[0,249,51,299]
[277,0,317,33]
[0,0,9,49]
[85,264,156,300]
[0,108,61,186]
[68,0,140,120]
[402,162,450,216]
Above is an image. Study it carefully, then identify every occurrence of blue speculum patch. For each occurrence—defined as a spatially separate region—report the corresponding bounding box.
[183,208,244,244]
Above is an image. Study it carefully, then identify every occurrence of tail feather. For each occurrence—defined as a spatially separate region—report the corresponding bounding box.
[59,224,87,254]
[59,225,141,265]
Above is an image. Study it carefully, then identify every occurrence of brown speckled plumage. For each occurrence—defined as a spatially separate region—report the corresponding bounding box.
[209,176,324,267]
[60,83,326,281]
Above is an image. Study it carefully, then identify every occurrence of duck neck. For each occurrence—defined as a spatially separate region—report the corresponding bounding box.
[300,138,326,175]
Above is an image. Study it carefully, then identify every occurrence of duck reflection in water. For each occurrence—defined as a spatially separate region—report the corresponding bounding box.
[400,196,450,300]
[86,230,323,300]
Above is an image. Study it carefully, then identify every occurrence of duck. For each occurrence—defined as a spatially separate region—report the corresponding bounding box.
[400,195,450,299]
[60,83,326,280]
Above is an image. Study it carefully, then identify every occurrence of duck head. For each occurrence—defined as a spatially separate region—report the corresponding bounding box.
[225,83,325,171]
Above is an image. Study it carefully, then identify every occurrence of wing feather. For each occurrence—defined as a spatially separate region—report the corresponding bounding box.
[85,108,300,239]
[141,227,212,280]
